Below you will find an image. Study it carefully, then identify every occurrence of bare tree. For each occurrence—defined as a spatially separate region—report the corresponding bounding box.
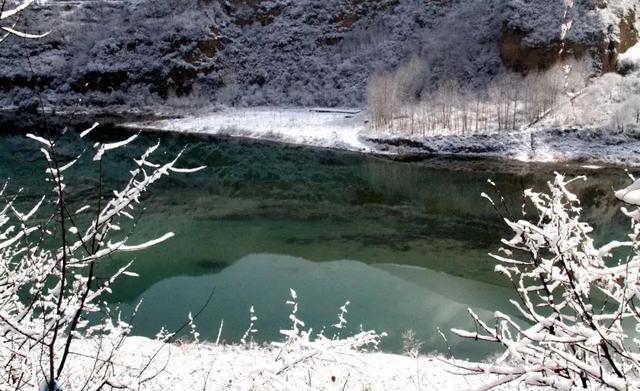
[367,70,398,131]
[0,4,207,389]
[0,128,204,390]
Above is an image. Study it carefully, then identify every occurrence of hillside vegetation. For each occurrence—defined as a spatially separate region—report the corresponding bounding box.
[0,0,636,114]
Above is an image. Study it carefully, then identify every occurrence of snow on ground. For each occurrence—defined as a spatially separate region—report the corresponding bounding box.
[618,43,640,74]
[124,108,373,153]
[125,107,640,167]
[67,335,505,390]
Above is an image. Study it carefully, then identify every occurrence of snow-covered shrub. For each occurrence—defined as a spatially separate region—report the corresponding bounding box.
[261,289,386,388]
[452,173,640,389]
[618,43,640,76]
[0,127,203,390]
[612,95,640,131]
[401,329,422,358]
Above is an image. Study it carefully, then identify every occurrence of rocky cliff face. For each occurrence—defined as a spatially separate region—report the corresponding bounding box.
[0,0,636,114]
[500,1,638,73]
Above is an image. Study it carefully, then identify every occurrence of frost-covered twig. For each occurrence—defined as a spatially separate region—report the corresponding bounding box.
[0,127,202,390]
[256,290,386,389]
[452,173,640,390]
[240,306,258,346]
[0,0,49,39]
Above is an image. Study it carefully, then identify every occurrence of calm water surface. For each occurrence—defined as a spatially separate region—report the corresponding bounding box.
[0,125,632,359]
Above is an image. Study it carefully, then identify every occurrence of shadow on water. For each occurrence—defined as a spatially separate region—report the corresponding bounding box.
[0,117,634,358]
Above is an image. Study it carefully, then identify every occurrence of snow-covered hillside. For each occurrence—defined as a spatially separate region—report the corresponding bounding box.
[0,0,636,114]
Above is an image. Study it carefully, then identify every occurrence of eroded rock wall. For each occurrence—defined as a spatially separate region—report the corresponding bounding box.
[500,1,638,73]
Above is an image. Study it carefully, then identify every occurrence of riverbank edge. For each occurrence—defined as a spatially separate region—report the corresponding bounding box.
[3,107,638,168]
[66,334,508,390]
[121,107,640,168]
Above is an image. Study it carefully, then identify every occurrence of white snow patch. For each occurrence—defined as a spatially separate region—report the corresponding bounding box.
[124,108,373,153]
[618,42,640,74]
[66,336,513,390]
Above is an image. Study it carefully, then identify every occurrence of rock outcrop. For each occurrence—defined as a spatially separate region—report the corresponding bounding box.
[500,3,638,74]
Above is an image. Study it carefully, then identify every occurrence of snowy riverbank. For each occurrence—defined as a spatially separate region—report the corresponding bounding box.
[68,335,504,390]
[123,108,640,166]
[123,108,373,153]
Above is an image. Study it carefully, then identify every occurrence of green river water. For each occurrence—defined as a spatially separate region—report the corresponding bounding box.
[0,125,632,359]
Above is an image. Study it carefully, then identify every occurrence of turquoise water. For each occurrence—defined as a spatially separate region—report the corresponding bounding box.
[0,127,632,359]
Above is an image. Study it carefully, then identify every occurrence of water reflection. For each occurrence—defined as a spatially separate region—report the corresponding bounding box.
[121,254,513,360]
[0,128,634,358]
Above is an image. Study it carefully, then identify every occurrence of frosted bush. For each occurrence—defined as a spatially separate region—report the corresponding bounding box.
[0,127,203,390]
[264,289,386,388]
[452,173,640,390]
[612,96,640,131]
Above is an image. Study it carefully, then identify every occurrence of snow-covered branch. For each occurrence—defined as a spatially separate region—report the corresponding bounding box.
[0,128,200,390]
[452,173,640,390]
[0,0,50,41]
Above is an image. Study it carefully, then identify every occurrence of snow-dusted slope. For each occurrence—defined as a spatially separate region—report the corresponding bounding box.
[0,0,636,113]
